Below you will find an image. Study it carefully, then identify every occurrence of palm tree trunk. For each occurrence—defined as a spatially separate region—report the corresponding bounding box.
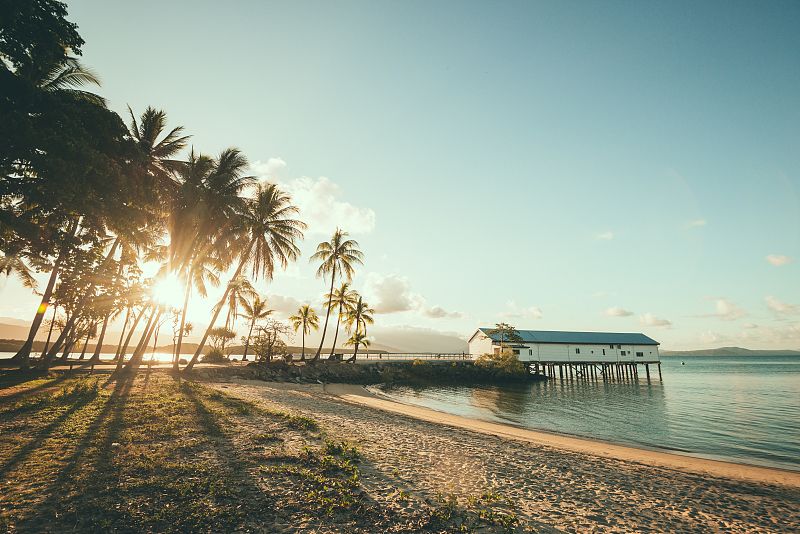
[125,307,160,369]
[78,329,91,360]
[41,305,58,358]
[151,323,161,361]
[301,328,305,361]
[42,238,120,364]
[113,307,131,362]
[174,270,193,371]
[184,246,251,373]
[90,313,110,361]
[243,320,255,361]
[115,308,144,370]
[12,254,63,368]
[61,334,77,360]
[312,265,336,362]
[348,340,360,363]
[329,303,342,358]
[56,320,76,362]
[11,217,79,368]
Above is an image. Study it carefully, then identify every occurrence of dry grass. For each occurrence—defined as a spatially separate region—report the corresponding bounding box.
[0,370,519,533]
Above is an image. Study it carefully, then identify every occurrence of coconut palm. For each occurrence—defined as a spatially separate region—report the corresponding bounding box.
[344,296,375,362]
[309,230,363,362]
[240,295,273,361]
[184,182,305,372]
[127,106,190,187]
[326,283,358,359]
[345,332,370,360]
[0,252,37,289]
[36,57,105,106]
[289,305,319,361]
[224,276,257,330]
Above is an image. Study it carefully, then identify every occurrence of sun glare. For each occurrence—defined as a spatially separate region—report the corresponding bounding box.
[152,273,184,309]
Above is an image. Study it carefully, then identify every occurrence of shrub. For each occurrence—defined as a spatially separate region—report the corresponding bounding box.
[201,348,228,363]
[475,349,526,375]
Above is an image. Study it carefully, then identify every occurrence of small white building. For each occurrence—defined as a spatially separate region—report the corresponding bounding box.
[468,328,660,363]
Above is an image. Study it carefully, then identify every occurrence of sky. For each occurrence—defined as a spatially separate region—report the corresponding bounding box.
[2,0,800,350]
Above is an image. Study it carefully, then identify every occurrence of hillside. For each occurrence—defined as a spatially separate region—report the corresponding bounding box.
[661,346,800,357]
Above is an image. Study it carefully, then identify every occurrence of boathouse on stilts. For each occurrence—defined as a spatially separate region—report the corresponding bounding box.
[467,328,662,382]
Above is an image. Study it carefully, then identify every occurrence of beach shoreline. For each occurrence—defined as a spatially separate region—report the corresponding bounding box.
[214,378,800,531]
[326,383,800,488]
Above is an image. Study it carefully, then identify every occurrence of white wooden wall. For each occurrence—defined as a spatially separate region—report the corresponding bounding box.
[511,343,659,363]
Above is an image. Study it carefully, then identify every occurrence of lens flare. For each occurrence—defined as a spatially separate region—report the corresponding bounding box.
[152,273,184,309]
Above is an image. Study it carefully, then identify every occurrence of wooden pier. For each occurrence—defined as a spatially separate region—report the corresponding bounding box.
[527,361,662,382]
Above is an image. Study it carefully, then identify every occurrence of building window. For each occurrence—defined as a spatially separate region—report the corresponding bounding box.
[513,349,520,355]
[636,352,643,357]
[575,348,580,354]
[620,350,626,356]
[602,349,606,355]
[609,344,614,349]
[529,349,533,356]
[617,344,622,349]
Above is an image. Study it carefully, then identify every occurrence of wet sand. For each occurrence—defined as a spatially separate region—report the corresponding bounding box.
[215,379,800,532]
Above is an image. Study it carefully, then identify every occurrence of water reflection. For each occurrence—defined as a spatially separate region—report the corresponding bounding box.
[379,356,800,470]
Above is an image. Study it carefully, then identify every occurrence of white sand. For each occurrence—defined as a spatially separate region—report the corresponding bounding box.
[327,383,800,488]
[215,379,800,532]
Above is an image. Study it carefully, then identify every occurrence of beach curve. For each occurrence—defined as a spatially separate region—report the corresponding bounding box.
[325,383,800,488]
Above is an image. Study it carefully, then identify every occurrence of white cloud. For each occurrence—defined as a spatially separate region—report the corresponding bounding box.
[591,291,608,298]
[765,295,798,316]
[364,273,422,314]
[605,306,633,317]
[267,294,306,316]
[501,301,544,321]
[766,254,792,267]
[712,298,746,321]
[252,157,287,178]
[596,231,614,240]
[253,159,376,235]
[363,273,461,319]
[686,219,707,228]
[639,313,672,328]
[423,306,463,319]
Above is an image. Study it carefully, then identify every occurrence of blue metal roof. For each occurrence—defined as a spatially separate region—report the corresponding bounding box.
[478,328,659,346]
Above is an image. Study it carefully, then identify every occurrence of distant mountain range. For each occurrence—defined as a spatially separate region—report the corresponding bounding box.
[0,319,467,354]
[661,346,800,357]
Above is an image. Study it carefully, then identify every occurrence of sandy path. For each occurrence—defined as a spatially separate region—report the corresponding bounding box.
[214,379,800,532]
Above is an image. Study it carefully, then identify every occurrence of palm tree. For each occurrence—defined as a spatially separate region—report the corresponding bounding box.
[127,106,190,187]
[345,332,370,360]
[289,305,319,361]
[240,295,272,361]
[184,182,305,372]
[309,230,363,362]
[326,283,358,358]
[344,296,375,362]
[173,255,220,370]
[0,252,37,289]
[224,276,257,330]
[36,57,105,106]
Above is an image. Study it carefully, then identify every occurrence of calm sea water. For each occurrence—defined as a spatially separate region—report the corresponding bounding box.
[376,355,800,471]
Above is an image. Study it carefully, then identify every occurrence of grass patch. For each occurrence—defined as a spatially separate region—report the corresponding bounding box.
[0,372,521,533]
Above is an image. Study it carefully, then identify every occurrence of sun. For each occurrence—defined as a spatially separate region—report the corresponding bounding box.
[151,273,184,309]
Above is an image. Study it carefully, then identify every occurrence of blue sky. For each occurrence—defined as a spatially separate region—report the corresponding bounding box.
[2,0,800,350]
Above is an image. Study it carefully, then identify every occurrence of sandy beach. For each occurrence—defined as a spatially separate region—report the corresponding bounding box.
[212,378,800,532]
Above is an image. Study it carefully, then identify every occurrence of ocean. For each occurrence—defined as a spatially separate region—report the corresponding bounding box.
[375,355,800,471]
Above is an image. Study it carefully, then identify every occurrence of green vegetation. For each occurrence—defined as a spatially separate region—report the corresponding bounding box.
[1,1,378,373]
[0,372,521,532]
[476,349,528,376]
